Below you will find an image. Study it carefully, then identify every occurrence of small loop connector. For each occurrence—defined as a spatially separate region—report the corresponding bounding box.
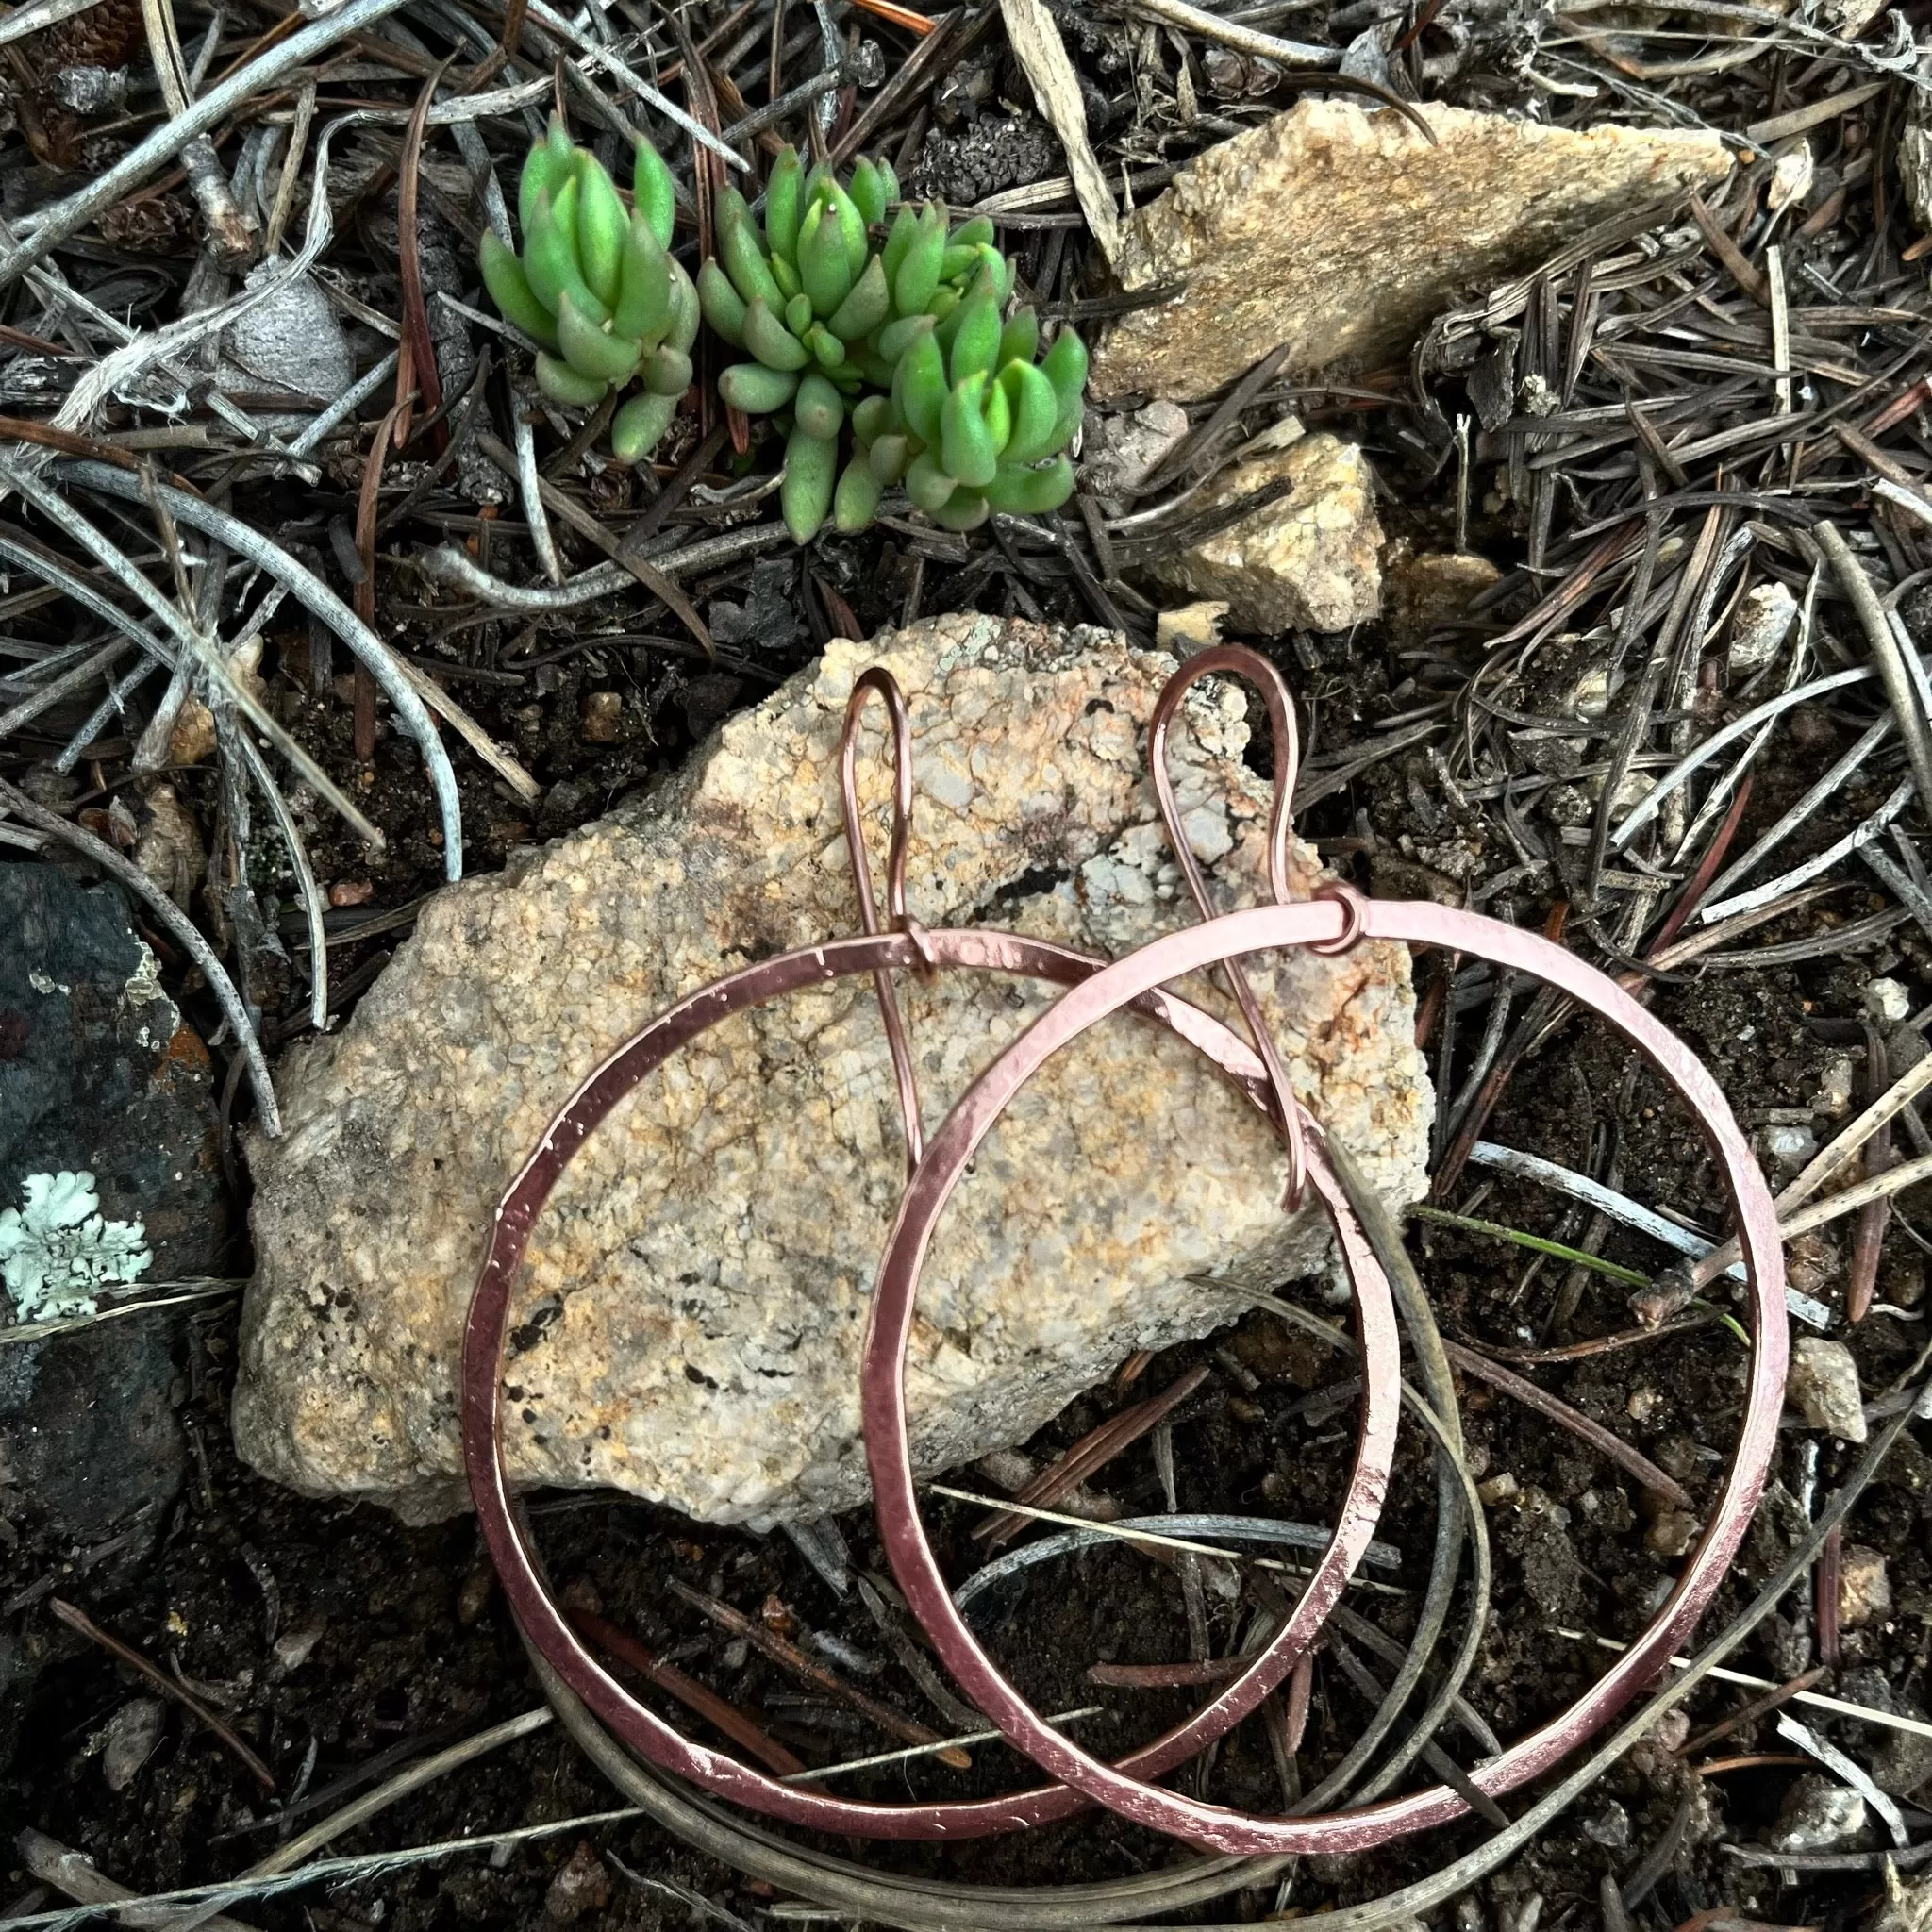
[1147,644,1308,1209]
[840,668,926,1173]
[840,668,916,941]
[1147,643,1301,920]
[1309,881,1369,957]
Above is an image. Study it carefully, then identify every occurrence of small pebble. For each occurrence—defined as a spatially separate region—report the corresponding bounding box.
[1626,1386,1661,1424]
[1476,1472,1519,1506]
[543,1841,612,1922]
[1839,1544,1892,1627]
[456,1563,495,1626]
[167,697,217,767]
[1865,977,1912,1026]
[100,1697,165,1791]
[1726,582,1797,675]
[272,1616,326,1672]
[1758,1123,1817,1166]
[1644,1508,1700,1557]
[581,691,624,742]
[328,880,375,908]
[1811,1056,1857,1117]
[1789,1335,1868,1442]
[1582,1800,1631,1848]
[1767,1773,1867,1853]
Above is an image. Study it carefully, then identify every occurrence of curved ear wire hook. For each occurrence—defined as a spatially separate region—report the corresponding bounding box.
[840,668,928,1178]
[1149,644,1346,1209]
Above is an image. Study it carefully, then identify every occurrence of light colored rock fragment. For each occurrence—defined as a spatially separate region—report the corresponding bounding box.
[1728,582,1797,675]
[1155,601,1229,654]
[1865,976,1911,1026]
[1092,100,1733,403]
[221,267,352,419]
[1902,105,1932,238]
[237,617,1431,1526]
[1839,1544,1891,1626]
[1789,1334,1868,1442]
[1148,432,1382,635]
[1768,1773,1866,1854]
[1080,399,1191,498]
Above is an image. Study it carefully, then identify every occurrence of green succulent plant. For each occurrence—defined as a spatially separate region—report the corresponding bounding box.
[698,146,1084,544]
[478,115,699,464]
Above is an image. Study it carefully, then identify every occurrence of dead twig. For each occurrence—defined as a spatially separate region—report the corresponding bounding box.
[47,1598,276,1793]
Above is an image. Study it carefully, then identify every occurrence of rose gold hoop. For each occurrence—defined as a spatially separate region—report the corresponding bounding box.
[858,893,1788,1855]
[460,923,1404,1840]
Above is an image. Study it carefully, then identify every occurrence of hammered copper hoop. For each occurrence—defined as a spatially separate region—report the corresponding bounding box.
[461,671,1407,1840]
[859,899,1789,1858]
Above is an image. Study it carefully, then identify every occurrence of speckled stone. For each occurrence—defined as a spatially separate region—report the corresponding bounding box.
[236,618,1432,1525]
[1091,100,1733,403]
[1150,431,1383,635]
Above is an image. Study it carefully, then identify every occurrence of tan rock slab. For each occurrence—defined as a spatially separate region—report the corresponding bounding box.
[1093,99,1732,403]
[236,617,1431,1526]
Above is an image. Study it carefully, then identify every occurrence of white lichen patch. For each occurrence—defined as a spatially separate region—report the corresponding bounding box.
[0,1171,152,1323]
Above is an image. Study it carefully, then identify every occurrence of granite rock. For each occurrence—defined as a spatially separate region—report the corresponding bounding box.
[237,618,1432,1526]
[1092,100,1733,403]
[1149,428,1383,635]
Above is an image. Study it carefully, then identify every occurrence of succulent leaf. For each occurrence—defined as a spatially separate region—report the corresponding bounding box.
[794,370,845,440]
[800,200,853,317]
[880,205,919,290]
[946,276,1001,388]
[667,259,701,354]
[611,391,677,463]
[896,329,946,447]
[929,487,990,532]
[610,213,671,342]
[848,156,887,229]
[781,424,838,543]
[998,359,1060,467]
[851,394,893,445]
[834,452,884,531]
[632,135,677,248]
[536,351,608,407]
[867,431,909,484]
[765,146,804,265]
[719,188,783,311]
[575,153,628,308]
[875,312,934,363]
[941,369,998,488]
[825,180,869,277]
[892,205,945,317]
[719,362,800,413]
[697,258,748,348]
[981,453,1074,515]
[998,306,1040,370]
[479,232,558,347]
[557,289,641,383]
[644,344,693,395]
[826,253,890,342]
[905,446,956,511]
[744,296,810,372]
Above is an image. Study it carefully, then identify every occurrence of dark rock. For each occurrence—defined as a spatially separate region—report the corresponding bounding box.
[0,861,226,1547]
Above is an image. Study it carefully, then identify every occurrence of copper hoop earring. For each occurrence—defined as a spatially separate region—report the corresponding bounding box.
[858,648,1789,1857]
[463,667,1406,1840]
